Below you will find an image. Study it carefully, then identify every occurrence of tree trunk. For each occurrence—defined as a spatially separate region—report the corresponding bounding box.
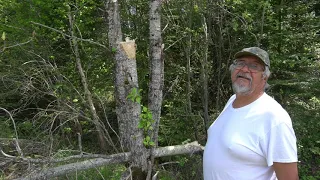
[200,16,210,131]
[148,0,163,147]
[105,0,148,173]
[215,4,224,111]
[17,142,203,180]
[277,0,283,53]
[147,0,164,179]
[185,1,199,141]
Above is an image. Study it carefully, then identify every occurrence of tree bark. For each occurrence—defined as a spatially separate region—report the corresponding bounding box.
[17,142,203,180]
[200,16,210,131]
[148,0,163,147]
[147,0,164,178]
[105,0,148,172]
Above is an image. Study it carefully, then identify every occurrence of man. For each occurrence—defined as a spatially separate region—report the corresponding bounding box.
[203,47,299,180]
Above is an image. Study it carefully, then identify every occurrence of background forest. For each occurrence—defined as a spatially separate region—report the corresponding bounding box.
[0,0,319,179]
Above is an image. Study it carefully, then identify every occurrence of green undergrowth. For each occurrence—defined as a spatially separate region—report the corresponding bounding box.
[58,164,126,180]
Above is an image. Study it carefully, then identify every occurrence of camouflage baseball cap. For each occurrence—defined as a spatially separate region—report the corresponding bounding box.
[234,47,270,68]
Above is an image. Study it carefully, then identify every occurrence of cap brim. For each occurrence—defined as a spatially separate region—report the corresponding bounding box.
[234,52,267,66]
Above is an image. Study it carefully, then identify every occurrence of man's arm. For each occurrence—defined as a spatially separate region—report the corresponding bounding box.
[273,162,299,180]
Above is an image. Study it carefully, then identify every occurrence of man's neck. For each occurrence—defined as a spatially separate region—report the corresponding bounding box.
[233,91,264,108]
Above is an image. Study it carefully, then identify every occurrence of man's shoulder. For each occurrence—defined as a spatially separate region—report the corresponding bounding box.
[261,93,286,110]
[259,93,292,125]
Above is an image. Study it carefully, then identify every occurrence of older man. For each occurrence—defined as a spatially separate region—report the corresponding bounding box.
[203,47,299,180]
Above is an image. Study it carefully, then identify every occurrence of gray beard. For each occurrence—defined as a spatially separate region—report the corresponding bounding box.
[232,81,252,95]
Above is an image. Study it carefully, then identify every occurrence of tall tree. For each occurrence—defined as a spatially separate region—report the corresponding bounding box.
[147,0,164,178]
[105,0,148,176]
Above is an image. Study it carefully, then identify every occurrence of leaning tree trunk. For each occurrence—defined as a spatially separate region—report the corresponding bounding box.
[105,0,148,174]
[68,6,117,153]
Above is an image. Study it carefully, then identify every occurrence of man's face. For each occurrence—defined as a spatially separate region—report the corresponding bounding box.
[231,56,266,95]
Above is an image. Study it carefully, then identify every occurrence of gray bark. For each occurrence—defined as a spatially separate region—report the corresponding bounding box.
[148,0,163,146]
[115,41,148,171]
[106,0,122,49]
[147,0,164,178]
[18,142,203,180]
[200,16,210,131]
[105,0,148,171]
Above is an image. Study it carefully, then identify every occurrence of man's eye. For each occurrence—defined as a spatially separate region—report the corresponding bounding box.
[250,64,258,68]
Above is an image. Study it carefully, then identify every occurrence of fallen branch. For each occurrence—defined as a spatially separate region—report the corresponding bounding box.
[17,141,204,180]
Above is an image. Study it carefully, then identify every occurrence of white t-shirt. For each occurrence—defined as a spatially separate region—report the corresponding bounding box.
[203,93,298,180]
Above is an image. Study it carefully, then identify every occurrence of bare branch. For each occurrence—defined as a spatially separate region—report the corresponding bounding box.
[77,133,83,155]
[0,147,16,158]
[95,94,123,152]
[152,171,159,180]
[0,108,20,143]
[163,75,179,100]
[0,38,33,53]
[14,138,24,158]
[30,21,107,49]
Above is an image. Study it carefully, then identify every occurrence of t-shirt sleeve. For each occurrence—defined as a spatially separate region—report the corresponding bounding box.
[261,122,298,166]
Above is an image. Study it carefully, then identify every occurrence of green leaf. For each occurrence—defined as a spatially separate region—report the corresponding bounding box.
[138,123,143,129]
[194,5,199,13]
[1,32,6,41]
[132,87,137,94]
[112,47,117,52]
[141,114,146,119]
[136,96,141,104]
[143,106,148,112]
[72,98,78,103]
[149,141,155,146]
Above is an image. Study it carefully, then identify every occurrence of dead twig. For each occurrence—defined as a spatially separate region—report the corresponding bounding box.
[0,108,24,157]
[31,21,107,49]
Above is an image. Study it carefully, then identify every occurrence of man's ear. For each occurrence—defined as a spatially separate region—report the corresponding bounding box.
[262,74,268,81]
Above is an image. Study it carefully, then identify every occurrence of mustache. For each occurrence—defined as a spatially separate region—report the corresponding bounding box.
[236,72,252,81]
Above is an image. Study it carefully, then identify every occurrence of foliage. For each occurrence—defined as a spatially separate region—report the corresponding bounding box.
[127,88,155,147]
[269,55,320,178]
[0,117,13,138]
[155,155,203,180]
[0,0,319,179]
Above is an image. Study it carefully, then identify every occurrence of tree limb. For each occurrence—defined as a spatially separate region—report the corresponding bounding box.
[0,38,33,53]
[30,21,107,49]
[17,141,204,179]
